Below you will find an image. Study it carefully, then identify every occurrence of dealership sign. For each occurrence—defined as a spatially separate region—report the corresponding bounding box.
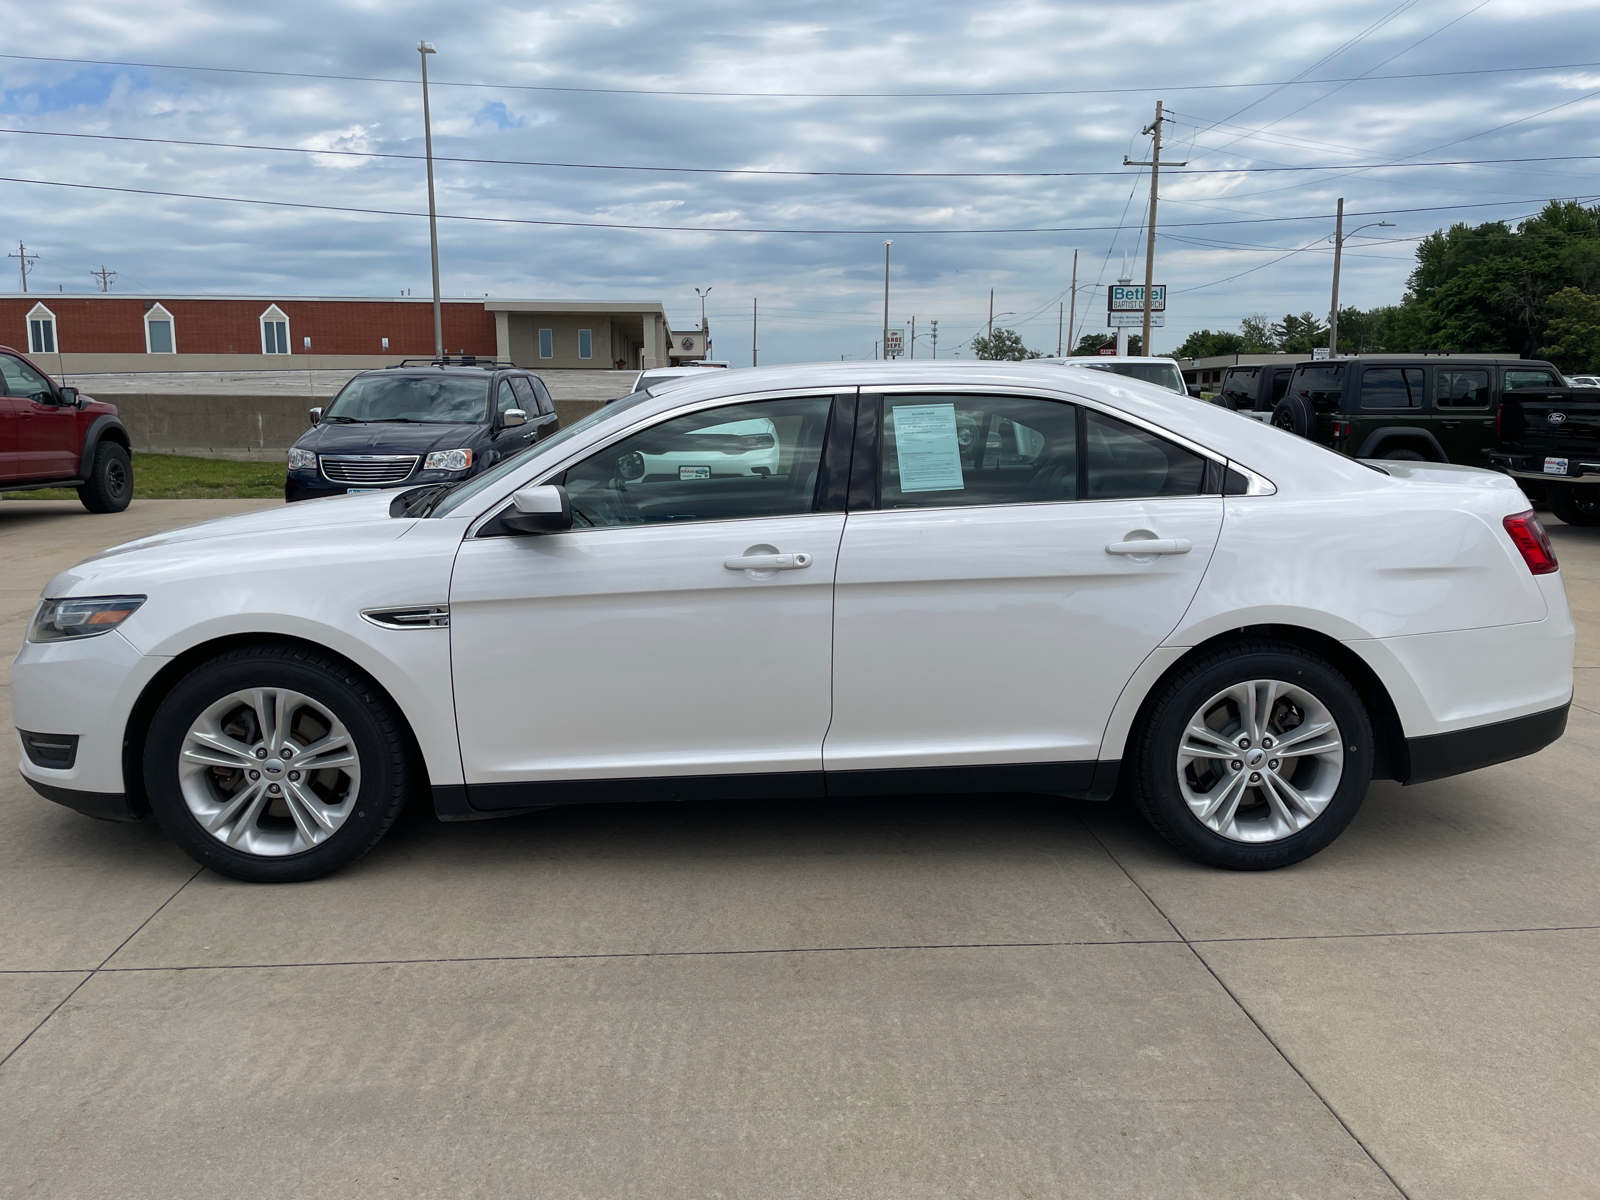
[884,329,905,358]
[1108,284,1166,312]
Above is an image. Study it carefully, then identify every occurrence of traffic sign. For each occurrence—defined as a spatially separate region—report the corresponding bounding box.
[1108,284,1166,312]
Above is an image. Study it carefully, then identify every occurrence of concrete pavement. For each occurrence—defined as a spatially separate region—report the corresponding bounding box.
[2,497,1597,1198]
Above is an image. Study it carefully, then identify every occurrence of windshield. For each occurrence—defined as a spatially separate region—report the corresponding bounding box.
[430,390,656,517]
[325,373,491,424]
[1070,362,1186,394]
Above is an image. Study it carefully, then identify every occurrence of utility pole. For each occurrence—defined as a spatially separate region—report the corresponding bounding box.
[1057,303,1064,357]
[909,314,916,360]
[752,297,758,366]
[882,241,892,364]
[8,242,38,292]
[90,265,116,291]
[1328,200,1393,358]
[1124,101,1187,356]
[930,319,938,359]
[1067,249,1077,356]
[418,41,443,359]
[987,288,994,339]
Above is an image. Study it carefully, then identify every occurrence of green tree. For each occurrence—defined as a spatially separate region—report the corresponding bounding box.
[971,327,1045,360]
[1239,314,1276,352]
[1537,287,1600,373]
[1172,329,1245,358]
[1273,312,1329,354]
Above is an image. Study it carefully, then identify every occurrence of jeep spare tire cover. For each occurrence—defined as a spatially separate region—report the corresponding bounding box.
[1271,394,1315,438]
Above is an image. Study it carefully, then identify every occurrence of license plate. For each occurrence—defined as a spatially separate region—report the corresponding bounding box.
[347,487,382,494]
[1544,458,1569,476]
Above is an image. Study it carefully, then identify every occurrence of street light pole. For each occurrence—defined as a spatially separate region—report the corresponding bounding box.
[1328,199,1394,357]
[695,286,712,359]
[882,241,892,360]
[418,41,443,360]
[930,319,938,359]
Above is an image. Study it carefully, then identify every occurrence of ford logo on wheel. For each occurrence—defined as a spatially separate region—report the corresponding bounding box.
[1548,412,1568,424]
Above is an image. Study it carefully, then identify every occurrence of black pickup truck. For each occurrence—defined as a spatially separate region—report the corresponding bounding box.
[1489,387,1600,525]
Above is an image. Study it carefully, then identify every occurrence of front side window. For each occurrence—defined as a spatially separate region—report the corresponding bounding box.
[323,373,491,424]
[1437,369,1491,409]
[563,396,832,529]
[879,394,1077,510]
[1505,367,1560,391]
[0,354,57,402]
[578,329,593,360]
[538,328,554,359]
[496,378,519,417]
[1359,367,1424,409]
[1085,409,1206,499]
[145,304,175,354]
[27,305,56,354]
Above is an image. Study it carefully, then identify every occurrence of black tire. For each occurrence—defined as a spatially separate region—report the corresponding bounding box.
[1269,394,1314,437]
[77,441,133,513]
[144,643,410,882]
[1127,640,1374,870]
[1546,486,1600,527]
[1378,448,1426,462]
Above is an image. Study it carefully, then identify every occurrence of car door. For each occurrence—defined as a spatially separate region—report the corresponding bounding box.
[0,354,76,480]
[824,390,1224,792]
[1433,366,1495,465]
[1352,365,1426,453]
[489,375,537,461]
[448,391,847,808]
[511,375,558,440]
[0,391,18,478]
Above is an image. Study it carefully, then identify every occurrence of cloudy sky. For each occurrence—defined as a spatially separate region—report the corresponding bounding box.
[2,0,1597,362]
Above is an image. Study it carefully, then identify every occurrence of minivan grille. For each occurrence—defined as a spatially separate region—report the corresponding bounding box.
[320,455,418,485]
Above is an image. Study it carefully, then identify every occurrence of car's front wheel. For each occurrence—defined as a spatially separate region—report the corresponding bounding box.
[144,644,410,882]
[1128,641,1374,869]
[78,442,133,513]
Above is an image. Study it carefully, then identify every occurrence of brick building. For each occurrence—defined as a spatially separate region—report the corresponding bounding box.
[2,295,702,374]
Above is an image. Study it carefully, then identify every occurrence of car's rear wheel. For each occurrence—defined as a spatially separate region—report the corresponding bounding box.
[78,442,133,513]
[1128,641,1374,869]
[145,644,410,882]
[1546,486,1600,527]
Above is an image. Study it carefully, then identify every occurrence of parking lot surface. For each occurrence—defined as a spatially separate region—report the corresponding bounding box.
[3,497,1598,1199]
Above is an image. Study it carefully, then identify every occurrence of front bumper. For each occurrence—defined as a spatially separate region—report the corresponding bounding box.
[1487,451,1600,486]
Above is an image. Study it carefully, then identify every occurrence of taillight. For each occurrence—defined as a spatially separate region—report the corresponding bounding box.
[1503,510,1559,575]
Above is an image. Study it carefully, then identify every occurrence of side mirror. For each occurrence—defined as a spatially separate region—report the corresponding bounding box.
[501,484,572,534]
[58,386,80,407]
[308,406,323,425]
[502,408,527,428]
[1186,384,1203,398]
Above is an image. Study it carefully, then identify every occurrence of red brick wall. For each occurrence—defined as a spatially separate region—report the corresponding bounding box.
[0,298,496,356]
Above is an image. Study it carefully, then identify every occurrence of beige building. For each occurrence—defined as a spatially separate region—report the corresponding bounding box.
[488,299,701,371]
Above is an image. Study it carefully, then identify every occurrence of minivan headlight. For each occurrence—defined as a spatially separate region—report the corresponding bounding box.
[425,449,473,472]
[29,596,147,643]
[288,448,317,470]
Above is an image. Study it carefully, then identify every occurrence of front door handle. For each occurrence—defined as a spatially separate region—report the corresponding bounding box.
[1106,538,1191,556]
[725,552,813,571]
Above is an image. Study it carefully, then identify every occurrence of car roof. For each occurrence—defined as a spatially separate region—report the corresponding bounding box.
[1051,356,1182,366]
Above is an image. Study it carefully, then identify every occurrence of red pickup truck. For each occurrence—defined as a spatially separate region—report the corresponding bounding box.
[1,346,133,512]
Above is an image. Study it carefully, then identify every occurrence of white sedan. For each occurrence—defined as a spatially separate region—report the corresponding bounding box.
[13,362,1573,882]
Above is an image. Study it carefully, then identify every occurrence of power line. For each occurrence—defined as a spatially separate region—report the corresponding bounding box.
[7,125,1598,179]
[1,50,1596,99]
[1,173,1592,236]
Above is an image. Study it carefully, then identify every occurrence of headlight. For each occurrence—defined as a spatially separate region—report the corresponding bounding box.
[288,448,317,470]
[425,448,473,472]
[29,596,147,643]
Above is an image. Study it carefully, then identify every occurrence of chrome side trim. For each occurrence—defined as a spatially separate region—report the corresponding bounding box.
[361,605,450,629]
[1227,461,1278,496]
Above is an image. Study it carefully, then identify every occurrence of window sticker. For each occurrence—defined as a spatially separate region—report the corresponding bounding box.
[679,465,711,480]
[892,403,965,492]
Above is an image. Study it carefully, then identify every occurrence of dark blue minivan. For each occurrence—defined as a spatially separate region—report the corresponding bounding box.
[286,359,559,502]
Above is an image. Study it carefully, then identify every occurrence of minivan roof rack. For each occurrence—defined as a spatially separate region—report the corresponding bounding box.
[389,356,518,369]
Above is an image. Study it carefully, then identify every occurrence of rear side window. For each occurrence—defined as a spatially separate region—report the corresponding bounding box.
[880,394,1077,510]
[1266,369,1293,407]
[509,376,537,412]
[1505,367,1560,391]
[1220,368,1258,404]
[1359,367,1425,409]
[1437,369,1491,409]
[1085,410,1206,499]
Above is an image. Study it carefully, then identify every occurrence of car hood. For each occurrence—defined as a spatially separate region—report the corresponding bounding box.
[297,421,483,455]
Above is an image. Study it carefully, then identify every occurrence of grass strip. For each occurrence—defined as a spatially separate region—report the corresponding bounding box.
[3,452,287,501]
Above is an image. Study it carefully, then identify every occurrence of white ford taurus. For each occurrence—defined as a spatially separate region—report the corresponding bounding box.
[13,361,1574,882]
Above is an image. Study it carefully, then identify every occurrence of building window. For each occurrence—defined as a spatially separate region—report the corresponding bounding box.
[539,328,554,359]
[578,328,592,360]
[145,304,176,354]
[260,305,291,354]
[26,304,56,354]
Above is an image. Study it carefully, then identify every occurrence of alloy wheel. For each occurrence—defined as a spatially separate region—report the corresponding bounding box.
[1176,678,1344,843]
[178,688,362,856]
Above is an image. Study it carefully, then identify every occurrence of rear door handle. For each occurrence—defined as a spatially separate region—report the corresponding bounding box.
[1106,538,1191,556]
[725,552,813,571]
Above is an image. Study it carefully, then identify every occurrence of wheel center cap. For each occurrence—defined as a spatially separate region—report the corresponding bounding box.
[262,759,285,777]
[1245,749,1266,768]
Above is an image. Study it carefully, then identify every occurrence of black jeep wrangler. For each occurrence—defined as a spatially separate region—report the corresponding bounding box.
[1263,355,1564,466]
